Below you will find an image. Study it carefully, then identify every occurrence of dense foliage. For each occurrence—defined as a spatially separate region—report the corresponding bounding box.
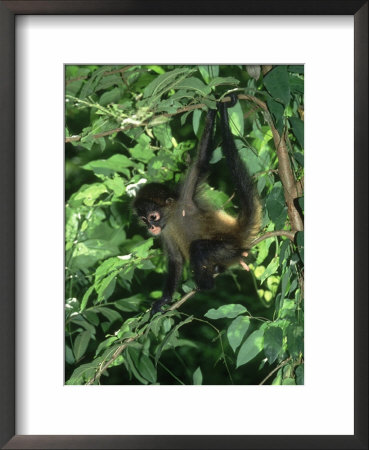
[65,65,304,385]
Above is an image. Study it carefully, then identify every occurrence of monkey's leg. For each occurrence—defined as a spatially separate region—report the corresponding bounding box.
[190,239,242,290]
[150,248,183,317]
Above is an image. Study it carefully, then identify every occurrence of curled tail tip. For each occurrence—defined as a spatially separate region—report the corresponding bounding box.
[218,93,238,110]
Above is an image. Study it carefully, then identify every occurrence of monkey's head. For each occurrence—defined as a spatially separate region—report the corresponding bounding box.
[133,183,177,236]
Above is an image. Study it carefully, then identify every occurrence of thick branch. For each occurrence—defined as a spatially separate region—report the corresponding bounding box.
[238,94,304,232]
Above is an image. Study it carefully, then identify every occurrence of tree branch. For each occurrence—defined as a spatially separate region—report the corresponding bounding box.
[250,230,295,247]
[259,357,291,385]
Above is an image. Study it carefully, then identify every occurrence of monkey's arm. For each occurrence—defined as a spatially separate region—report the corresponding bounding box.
[180,109,217,205]
[150,240,184,316]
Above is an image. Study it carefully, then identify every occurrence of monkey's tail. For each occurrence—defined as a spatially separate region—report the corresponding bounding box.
[218,94,261,246]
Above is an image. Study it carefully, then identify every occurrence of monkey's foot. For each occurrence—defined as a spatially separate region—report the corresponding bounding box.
[150,298,169,318]
[240,252,250,271]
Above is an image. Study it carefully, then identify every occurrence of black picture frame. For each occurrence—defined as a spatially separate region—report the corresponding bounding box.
[0,1,367,449]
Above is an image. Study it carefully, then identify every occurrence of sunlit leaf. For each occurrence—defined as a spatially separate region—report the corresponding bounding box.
[236,330,264,368]
[193,367,203,385]
[227,316,250,352]
[205,304,247,320]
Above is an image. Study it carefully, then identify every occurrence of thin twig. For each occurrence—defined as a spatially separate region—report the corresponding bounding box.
[259,358,291,385]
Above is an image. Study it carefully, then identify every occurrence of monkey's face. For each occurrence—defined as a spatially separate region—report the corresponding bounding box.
[140,210,163,236]
[135,201,166,236]
[133,184,176,236]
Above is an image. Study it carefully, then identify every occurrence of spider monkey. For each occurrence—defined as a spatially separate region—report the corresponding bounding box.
[134,94,261,316]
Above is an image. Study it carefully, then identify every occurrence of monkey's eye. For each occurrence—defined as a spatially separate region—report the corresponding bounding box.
[140,216,148,224]
[149,213,160,222]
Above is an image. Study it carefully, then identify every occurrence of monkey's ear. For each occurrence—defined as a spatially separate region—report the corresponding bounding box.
[166,197,174,205]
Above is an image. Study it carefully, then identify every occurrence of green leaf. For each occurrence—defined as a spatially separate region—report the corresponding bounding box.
[255,238,273,266]
[175,77,211,96]
[297,197,304,213]
[204,304,247,320]
[293,151,304,167]
[73,183,108,206]
[209,146,223,164]
[271,368,283,385]
[117,317,139,339]
[280,269,290,304]
[97,256,130,278]
[79,66,110,98]
[83,311,99,326]
[279,299,297,320]
[295,364,304,385]
[192,109,203,137]
[198,65,219,83]
[295,231,304,263]
[155,316,193,364]
[227,316,250,352]
[70,316,96,335]
[238,145,263,176]
[125,347,150,385]
[259,257,279,284]
[114,295,143,312]
[105,175,125,196]
[257,175,266,196]
[65,345,75,365]
[99,86,122,106]
[282,378,296,385]
[266,99,285,136]
[266,182,287,228]
[83,154,135,176]
[66,360,102,385]
[289,117,304,149]
[193,367,203,385]
[80,285,94,311]
[96,274,117,303]
[286,324,304,359]
[92,306,122,324]
[236,330,264,368]
[263,326,283,364]
[65,210,79,243]
[288,65,304,74]
[264,66,291,105]
[289,76,304,95]
[95,336,118,357]
[136,353,157,384]
[228,101,244,136]
[130,134,154,163]
[143,67,193,99]
[153,125,173,149]
[279,239,291,266]
[132,238,154,258]
[266,183,285,221]
[73,330,91,361]
[208,76,240,88]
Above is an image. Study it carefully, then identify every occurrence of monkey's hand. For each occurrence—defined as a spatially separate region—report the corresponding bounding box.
[240,251,250,271]
[150,297,171,318]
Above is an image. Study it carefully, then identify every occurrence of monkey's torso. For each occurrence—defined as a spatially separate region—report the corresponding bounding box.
[162,203,241,262]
